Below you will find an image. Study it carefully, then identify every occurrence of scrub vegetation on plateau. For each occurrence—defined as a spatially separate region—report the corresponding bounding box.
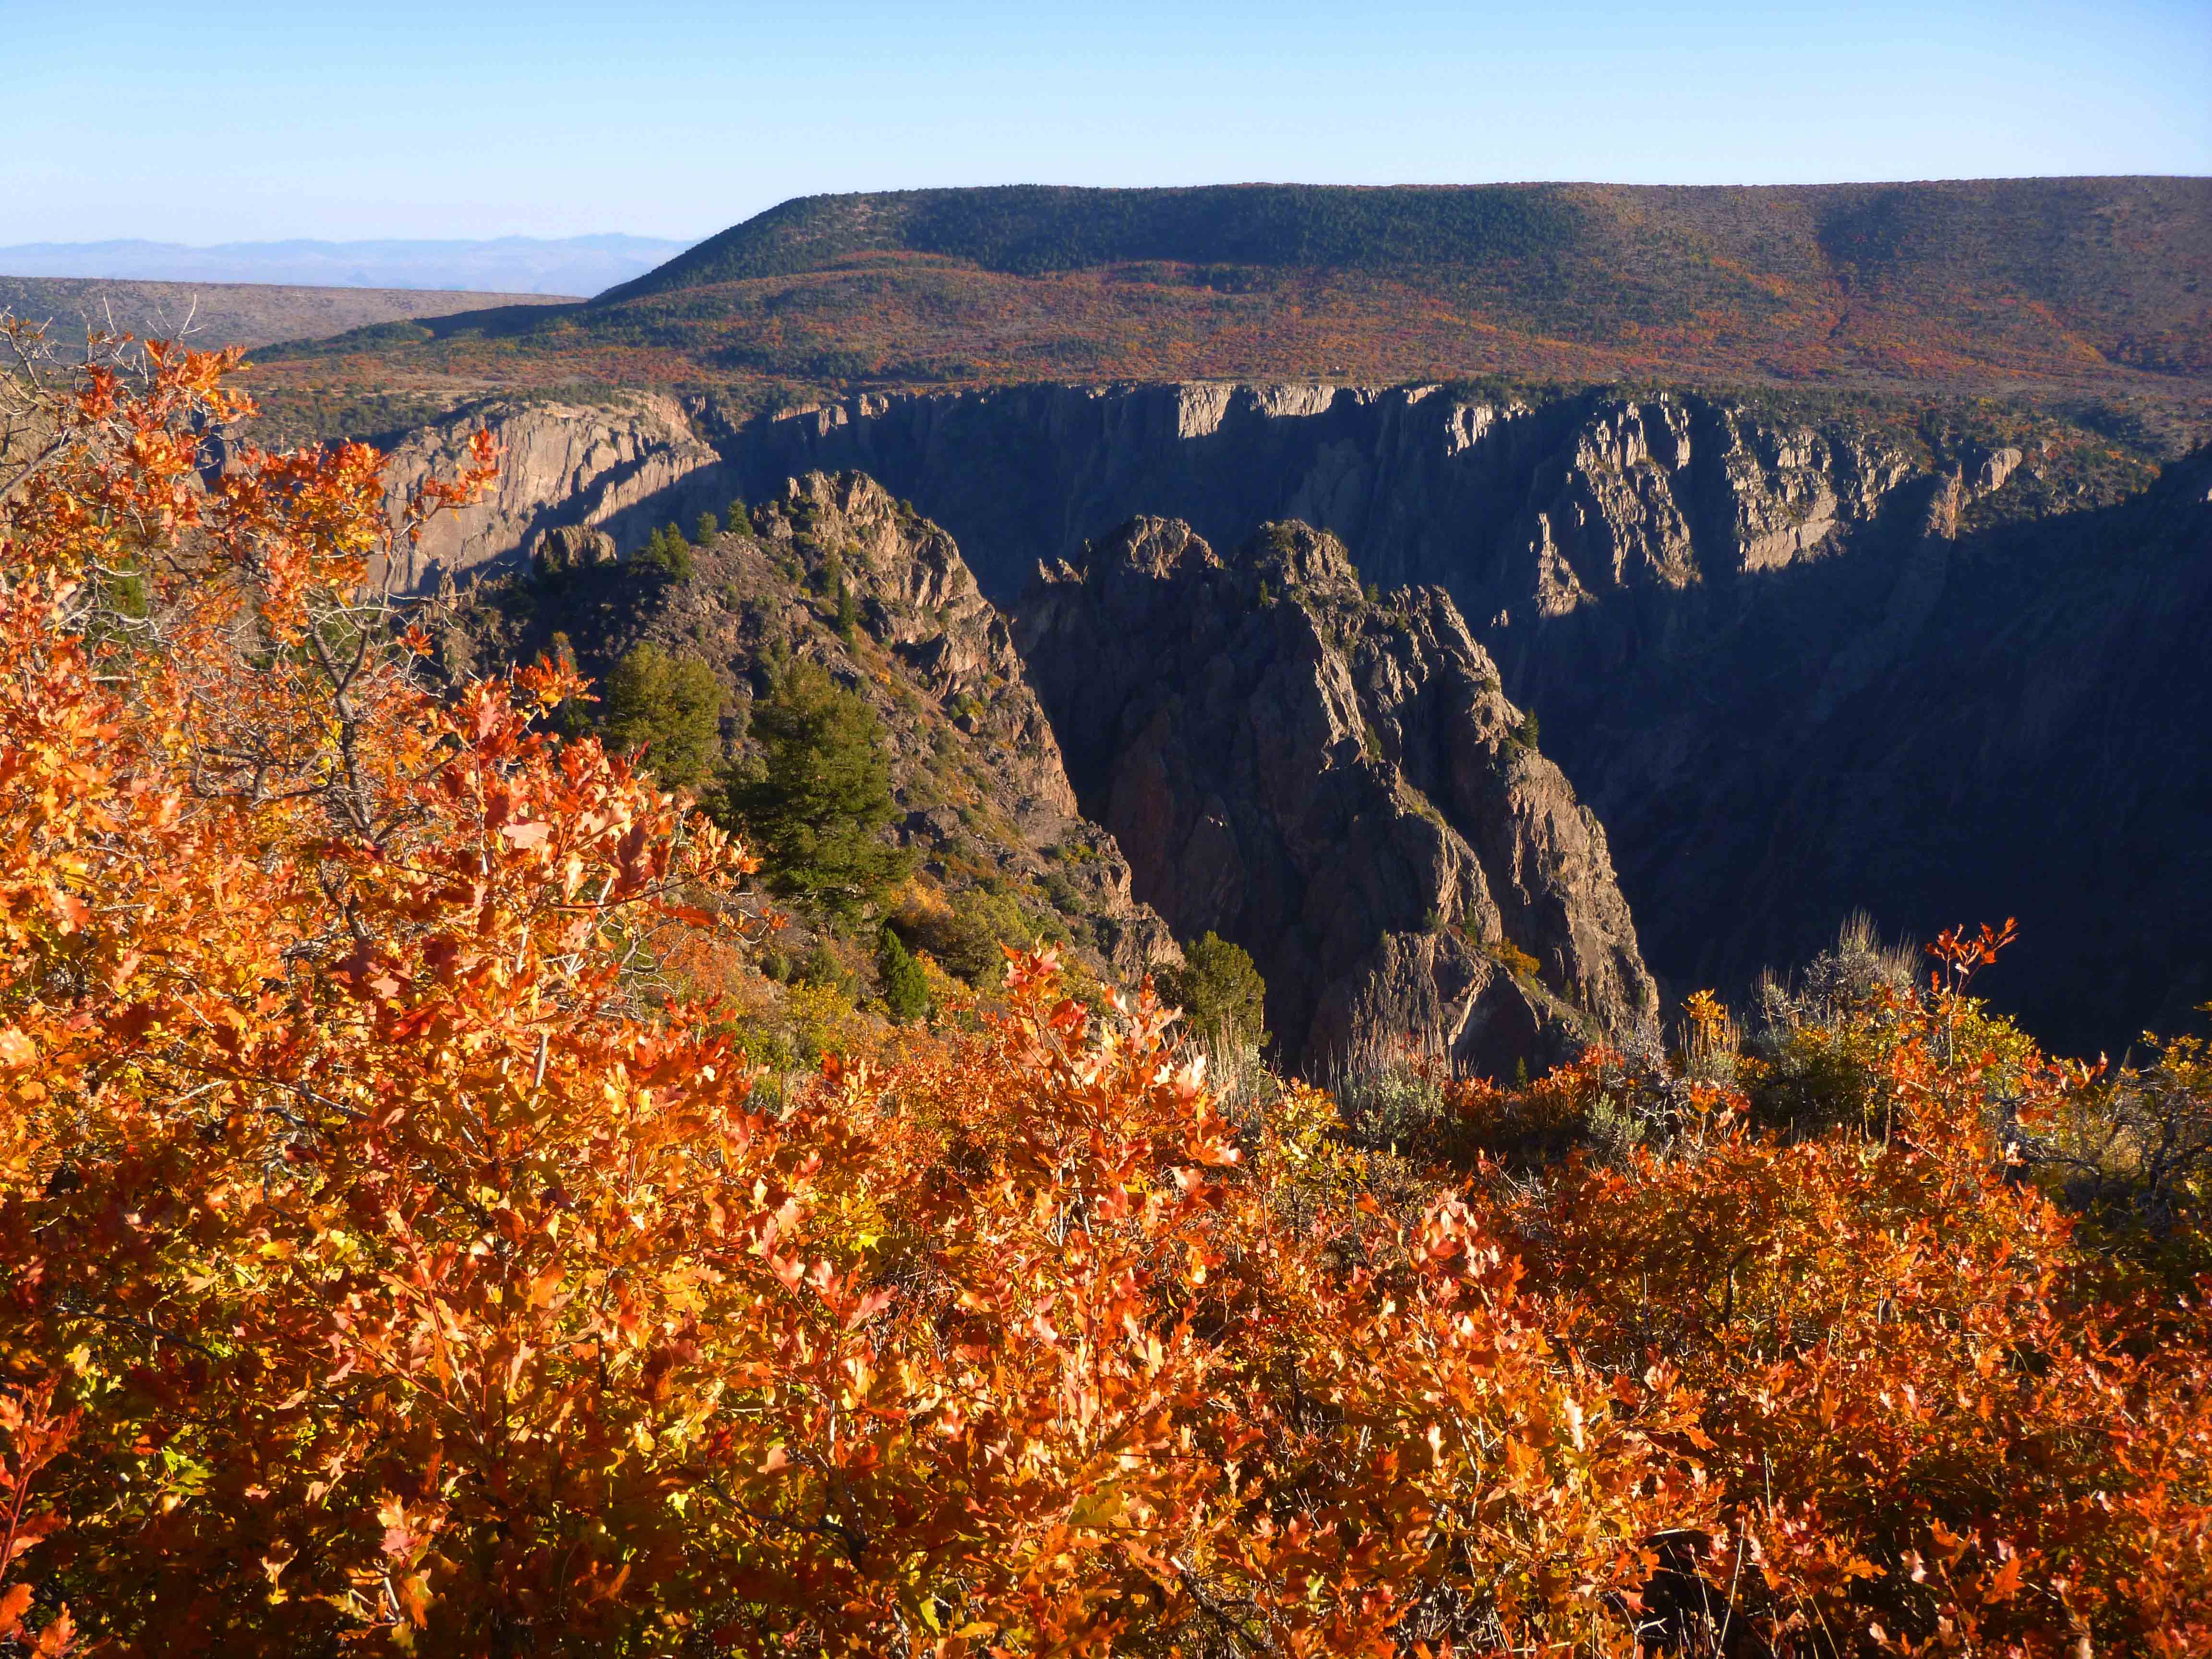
[250,179,2212,447]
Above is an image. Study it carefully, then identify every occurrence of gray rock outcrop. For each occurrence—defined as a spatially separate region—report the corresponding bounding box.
[529,524,618,575]
[1014,516,1657,1074]
[378,393,726,590]
[740,473,1187,982]
[461,468,1180,985]
[765,471,1085,830]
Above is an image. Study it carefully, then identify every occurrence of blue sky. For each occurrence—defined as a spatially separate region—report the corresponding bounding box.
[8,0,2208,243]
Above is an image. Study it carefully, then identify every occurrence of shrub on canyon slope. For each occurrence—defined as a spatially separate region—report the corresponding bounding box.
[1154,930,1269,1051]
[876,926,930,1023]
[718,659,908,920]
[1438,926,2212,1654]
[602,641,724,789]
[0,331,2202,1657]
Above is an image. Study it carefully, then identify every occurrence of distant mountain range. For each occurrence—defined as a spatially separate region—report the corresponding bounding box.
[0,235,694,296]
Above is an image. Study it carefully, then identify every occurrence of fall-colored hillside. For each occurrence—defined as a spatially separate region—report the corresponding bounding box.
[248,179,2212,436]
[0,325,2206,1656]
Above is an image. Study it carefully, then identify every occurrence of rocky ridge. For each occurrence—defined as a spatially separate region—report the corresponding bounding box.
[1015,516,1657,1072]
[737,380,1979,606]
[445,470,1178,986]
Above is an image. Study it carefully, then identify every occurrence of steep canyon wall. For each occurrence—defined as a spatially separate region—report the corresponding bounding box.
[379,384,2212,1052]
[742,384,2212,1052]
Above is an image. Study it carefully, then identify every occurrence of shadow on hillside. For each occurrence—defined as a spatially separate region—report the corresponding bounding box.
[1513,452,2212,1058]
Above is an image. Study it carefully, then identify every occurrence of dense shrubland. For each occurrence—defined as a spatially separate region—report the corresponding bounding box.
[0,335,2204,1656]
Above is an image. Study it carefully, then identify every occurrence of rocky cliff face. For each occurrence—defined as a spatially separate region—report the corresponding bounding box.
[378,393,728,590]
[1015,516,1656,1073]
[759,470,1085,840]
[370,380,2204,1052]
[1654,445,2212,1049]
[378,379,1936,613]
[1471,430,2209,1054]
[733,382,1937,606]
[739,382,2202,1052]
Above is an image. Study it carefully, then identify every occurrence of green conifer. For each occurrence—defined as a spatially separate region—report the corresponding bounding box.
[878,928,930,1023]
[717,662,909,918]
[602,644,723,789]
[1154,932,1268,1049]
[660,524,696,581]
[637,525,696,582]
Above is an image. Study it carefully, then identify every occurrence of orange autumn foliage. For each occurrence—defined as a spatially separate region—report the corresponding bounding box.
[0,334,2203,1657]
[1440,926,2212,1655]
[0,329,1694,1654]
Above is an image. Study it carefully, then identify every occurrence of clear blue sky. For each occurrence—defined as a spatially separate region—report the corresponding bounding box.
[8,0,2208,244]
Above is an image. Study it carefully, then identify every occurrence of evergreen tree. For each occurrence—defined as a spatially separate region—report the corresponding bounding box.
[637,525,696,583]
[727,499,754,536]
[694,510,720,544]
[602,643,723,790]
[924,889,1029,986]
[717,662,909,917]
[835,579,860,641]
[878,928,930,1023]
[662,524,697,581]
[1155,931,1268,1048]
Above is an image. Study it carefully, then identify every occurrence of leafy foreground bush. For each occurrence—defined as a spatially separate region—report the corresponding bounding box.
[0,334,2203,1656]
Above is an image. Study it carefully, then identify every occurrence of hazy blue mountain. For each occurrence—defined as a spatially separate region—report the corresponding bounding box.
[0,235,694,296]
